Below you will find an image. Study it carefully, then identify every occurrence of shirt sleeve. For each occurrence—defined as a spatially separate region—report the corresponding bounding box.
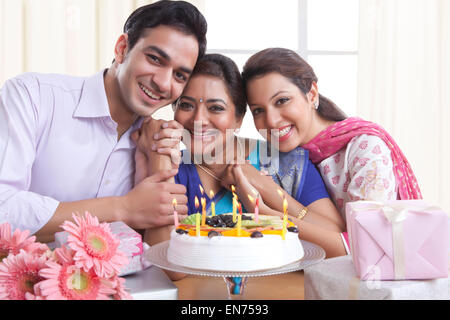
[0,76,60,235]
[297,158,330,206]
[346,135,397,202]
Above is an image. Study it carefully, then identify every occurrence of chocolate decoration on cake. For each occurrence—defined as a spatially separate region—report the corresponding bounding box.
[250,231,263,238]
[175,228,188,235]
[208,230,221,238]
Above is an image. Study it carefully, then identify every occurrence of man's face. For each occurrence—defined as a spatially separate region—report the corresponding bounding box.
[115,25,199,117]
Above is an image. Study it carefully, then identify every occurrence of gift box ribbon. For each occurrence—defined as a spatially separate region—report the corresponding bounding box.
[350,201,442,280]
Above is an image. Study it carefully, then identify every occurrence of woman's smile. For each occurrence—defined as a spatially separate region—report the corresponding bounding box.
[274,124,294,142]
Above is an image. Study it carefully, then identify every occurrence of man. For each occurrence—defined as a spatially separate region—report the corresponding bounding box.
[0,0,207,241]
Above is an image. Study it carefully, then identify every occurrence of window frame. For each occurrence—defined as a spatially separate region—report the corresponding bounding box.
[205,0,358,63]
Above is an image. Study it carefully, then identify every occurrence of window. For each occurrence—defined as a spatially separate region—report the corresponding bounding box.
[202,0,359,139]
[306,0,359,117]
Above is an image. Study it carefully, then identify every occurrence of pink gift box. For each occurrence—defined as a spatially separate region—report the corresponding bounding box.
[55,221,148,276]
[346,200,449,280]
[109,221,144,258]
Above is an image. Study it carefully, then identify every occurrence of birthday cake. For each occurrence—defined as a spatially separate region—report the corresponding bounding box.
[167,213,304,272]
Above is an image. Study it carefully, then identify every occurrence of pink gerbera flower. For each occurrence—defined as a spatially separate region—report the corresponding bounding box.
[52,245,75,265]
[111,276,133,300]
[38,260,116,300]
[0,250,47,300]
[25,283,45,300]
[61,212,128,278]
[0,222,48,261]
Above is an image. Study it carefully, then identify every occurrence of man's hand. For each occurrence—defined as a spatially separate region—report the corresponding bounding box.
[151,119,184,167]
[132,140,149,186]
[120,169,188,230]
[134,118,183,168]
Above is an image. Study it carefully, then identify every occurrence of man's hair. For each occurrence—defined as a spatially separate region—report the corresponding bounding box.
[123,0,207,60]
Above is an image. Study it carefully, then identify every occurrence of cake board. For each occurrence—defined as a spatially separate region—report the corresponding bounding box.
[145,240,325,299]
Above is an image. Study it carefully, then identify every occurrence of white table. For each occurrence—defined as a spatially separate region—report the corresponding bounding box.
[125,265,178,300]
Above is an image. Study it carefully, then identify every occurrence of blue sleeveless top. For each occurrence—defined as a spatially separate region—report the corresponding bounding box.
[175,140,329,215]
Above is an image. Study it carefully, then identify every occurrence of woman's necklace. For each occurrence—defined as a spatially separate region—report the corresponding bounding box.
[195,137,245,183]
[195,164,221,182]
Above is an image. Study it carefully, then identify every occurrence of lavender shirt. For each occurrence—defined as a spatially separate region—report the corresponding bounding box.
[0,71,142,234]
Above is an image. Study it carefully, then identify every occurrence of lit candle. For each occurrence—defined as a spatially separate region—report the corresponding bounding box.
[196,211,201,237]
[232,196,237,222]
[210,190,215,216]
[172,198,179,228]
[195,196,200,237]
[255,198,260,223]
[195,196,199,213]
[199,185,205,224]
[201,197,206,226]
[282,197,288,240]
[237,203,242,237]
[231,185,237,222]
[247,194,259,223]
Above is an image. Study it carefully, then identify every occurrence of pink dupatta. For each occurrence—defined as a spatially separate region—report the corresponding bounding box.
[302,117,422,200]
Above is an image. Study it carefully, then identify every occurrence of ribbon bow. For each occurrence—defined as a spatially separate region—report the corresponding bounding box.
[381,206,408,224]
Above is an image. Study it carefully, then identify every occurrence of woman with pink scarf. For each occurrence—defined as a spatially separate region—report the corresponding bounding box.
[242,48,422,254]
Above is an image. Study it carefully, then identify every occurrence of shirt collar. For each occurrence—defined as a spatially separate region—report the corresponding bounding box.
[73,69,111,118]
[116,116,145,150]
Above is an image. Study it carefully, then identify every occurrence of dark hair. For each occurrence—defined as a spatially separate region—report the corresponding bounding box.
[123,0,207,60]
[242,48,347,122]
[176,54,247,118]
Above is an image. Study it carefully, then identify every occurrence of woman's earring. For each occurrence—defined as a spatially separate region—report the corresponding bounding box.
[314,100,319,109]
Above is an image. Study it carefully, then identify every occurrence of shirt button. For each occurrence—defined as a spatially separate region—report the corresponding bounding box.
[104,179,111,186]
[104,119,116,129]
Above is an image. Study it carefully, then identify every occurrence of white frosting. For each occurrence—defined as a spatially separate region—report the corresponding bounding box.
[167,229,304,272]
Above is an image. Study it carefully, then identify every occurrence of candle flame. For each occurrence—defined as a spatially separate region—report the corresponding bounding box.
[247,194,255,203]
[195,196,199,208]
[209,190,214,198]
[172,198,177,208]
[277,189,284,199]
[199,185,204,195]
[201,197,206,206]
[231,185,236,193]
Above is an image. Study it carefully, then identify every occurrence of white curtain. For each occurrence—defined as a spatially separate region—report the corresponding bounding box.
[358,0,450,212]
[1,0,138,81]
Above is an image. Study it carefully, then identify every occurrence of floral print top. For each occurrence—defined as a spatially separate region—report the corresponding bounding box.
[317,134,398,221]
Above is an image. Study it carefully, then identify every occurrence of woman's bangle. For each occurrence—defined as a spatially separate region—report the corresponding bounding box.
[297,206,308,220]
